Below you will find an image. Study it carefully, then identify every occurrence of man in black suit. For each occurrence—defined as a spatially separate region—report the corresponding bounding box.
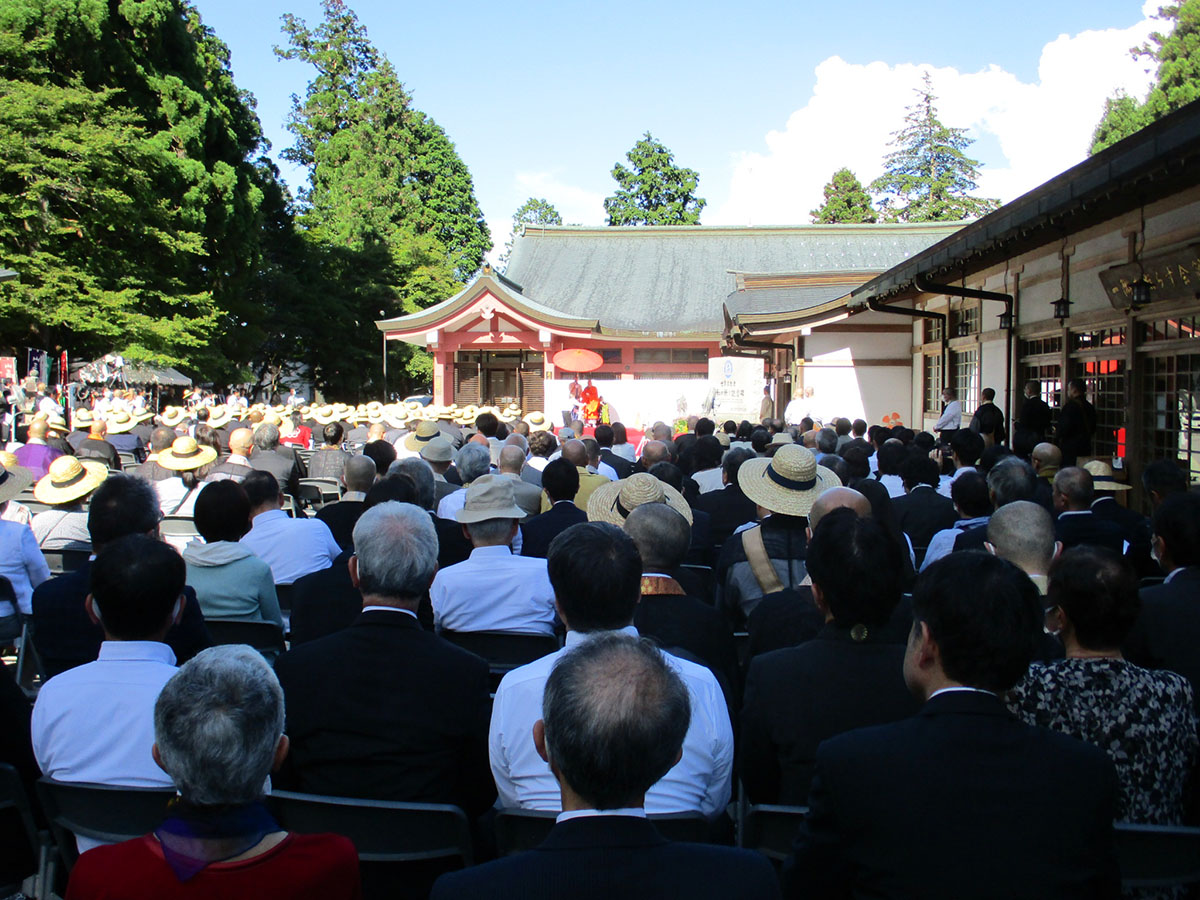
[274,501,494,815]
[205,426,255,483]
[743,508,919,805]
[624,503,737,704]
[692,448,757,551]
[74,420,121,470]
[1055,378,1096,467]
[248,422,302,506]
[594,424,633,480]
[1084,460,1155,577]
[315,454,374,551]
[784,551,1120,899]
[432,632,780,900]
[1125,492,1200,714]
[133,427,177,483]
[521,459,586,559]
[1015,379,1053,456]
[1053,467,1127,555]
[30,474,210,677]
[892,455,956,565]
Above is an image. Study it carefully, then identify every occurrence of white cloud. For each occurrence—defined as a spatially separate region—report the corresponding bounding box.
[709,12,1163,226]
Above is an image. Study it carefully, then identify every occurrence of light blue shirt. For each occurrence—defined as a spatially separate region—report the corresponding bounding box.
[239,508,340,585]
[0,519,50,616]
[431,545,554,635]
[488,626,734,819]
[921,515,991,571]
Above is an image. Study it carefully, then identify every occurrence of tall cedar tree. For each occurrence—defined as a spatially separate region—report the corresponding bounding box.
[276,0,489,397]
[500,197,562,269]
[604,133,706,226]
[1090,2,1200,154]
[870,73,999,223]
[811,169,878,224]
[0,0,269,381]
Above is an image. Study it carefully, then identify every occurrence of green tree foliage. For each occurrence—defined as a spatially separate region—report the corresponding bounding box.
[0,0,267,380]
[500,197,562,269]
[1090,2,1200,154]
[870,74,999,223]
[604,133,706,226]
[810,168,878,224]
[276,0,489,396]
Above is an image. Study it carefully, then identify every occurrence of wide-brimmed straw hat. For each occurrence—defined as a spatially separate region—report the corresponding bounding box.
[1083,460,1131,491]
[105,410,137,434]
[312,405,339,425]
[0,462,33,503]
[206,406,233,429]
[738,444,839,517]
[455,474,527,524]
[419,436,454,464]
[588,472,693,527]
[769,432,795,446]
[34,456,108,505]
[522,411,552,432]
[72,409,94,430]
[404,420,442,453]
[45,415,70,435]
[157,436,219,471]
[160,407,187,428]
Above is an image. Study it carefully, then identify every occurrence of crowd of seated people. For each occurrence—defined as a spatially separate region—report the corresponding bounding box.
[0,392,1198,900]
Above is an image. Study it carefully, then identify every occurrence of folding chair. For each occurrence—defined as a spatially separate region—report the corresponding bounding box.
[1115,822,1200,889]
[680,563,716,605]
[438,630,560,690]
[204,619,286,658]
[740,804,808,861]
[159,516,199,538]
[0,764,43,897]
[494,808,714,856]
[41,547,91,576]
[267,790,473,866]
[116,452,139,470]
[36,778,176,871]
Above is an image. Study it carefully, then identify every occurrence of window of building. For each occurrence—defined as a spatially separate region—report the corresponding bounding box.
[951,348,979,415]
[1070,325,1125,353]
[598,348,622,364]
[1018,335,1063,359]
[923,354,944,414]
[950,303,980,337]
[1141,315,1200,344]
[1141,353,1200,482]
[633,371,707,380]
[1074,359,1126,459]
[633,348,671,364]
[671,348,709,364]
[923,317,944,344]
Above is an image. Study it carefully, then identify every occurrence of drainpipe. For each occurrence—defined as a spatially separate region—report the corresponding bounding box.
[912,275,1015,437]
[865,297,949,426]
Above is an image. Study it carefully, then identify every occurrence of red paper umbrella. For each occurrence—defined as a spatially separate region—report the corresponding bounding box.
[552,348,604,373]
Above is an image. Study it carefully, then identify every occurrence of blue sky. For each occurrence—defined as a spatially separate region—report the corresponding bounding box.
[192,0,1162,252]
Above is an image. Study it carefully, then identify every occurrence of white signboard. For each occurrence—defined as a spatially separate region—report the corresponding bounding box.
[707,355,764,423]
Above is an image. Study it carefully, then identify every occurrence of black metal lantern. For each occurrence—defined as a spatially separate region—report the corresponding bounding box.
[1130,276,1153,310]
[997,309,1013,330]
[1052,297,1071,322]
[956,321,971,338]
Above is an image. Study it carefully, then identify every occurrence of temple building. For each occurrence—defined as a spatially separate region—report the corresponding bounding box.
[375,223,958,428]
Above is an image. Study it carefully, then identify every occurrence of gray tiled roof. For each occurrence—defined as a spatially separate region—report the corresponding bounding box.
[505,224,963,334]
[724,284,856,318]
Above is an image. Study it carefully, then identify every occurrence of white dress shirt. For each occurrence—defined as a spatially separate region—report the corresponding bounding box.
[154,476,189,515]
[877,473,906,499]
[692,467,725,494]
[936,465,976,499]
[32,641,178,852]
[0,520,50,615]
[934,400,963,432]
[488,626,734,819]
[239,509,340,585]
[589,461,618,482]
[920,515,991,571]
[431,546,555,635]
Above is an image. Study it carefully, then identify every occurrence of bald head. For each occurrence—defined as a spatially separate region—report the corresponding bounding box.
[561,439,588,468]
[1031,442,1061,473]
[987,500,1056,576]
[367,423,386,442]
[89,420,107,438]
[498,445,526,474]
[640,440,669,467]
[228,427,254,456]
[27,419,47,440]
[809,487,872,531]
[1053,467,1094,511]
[504,432,528,453]
[150,427,175,453]
[343,454,377,492]
[651,423,672,443]
[624,503,691,572]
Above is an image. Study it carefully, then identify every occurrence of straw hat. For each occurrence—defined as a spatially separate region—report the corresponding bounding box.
[770,432,795,446]
[0,462,33,504]
[455,474,527,524]
[738,444,839,517]
[403,420,443,452]
[419,435,454,464]
[72,408,94,430]
[161,407,187,427]
[714,431,731,449]
[45,415,70,435]
[1083,460,1131,491]
[103,410,137,434]
[383,405,409,428]
[522,411,552,432]
[34,456,108,505]
[588,472,693,527]
[157,436,219,471]
[312,405,339,425]
[207,406,233,429]
[366,401,386,424]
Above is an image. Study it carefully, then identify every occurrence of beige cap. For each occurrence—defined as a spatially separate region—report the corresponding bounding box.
[419,435,454,464]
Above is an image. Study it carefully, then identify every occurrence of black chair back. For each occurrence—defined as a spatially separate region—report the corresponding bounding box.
[741,804,808,861]
[204,619,286,656]
[41,547,91,576]
[1116,822,1200,888]
[36,778,175,870]
[438,631,560,690]
[267,790,473,865]
[0,764,40,892]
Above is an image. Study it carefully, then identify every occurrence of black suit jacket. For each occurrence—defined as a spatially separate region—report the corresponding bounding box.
[783,691,1120,900]
[30,561,211,678]
[287,550,364,645]
[1056,397,1096,466]
[1055,511,1127,555]
[74,437,120,470]
[741,624,919,805]
[1125,567,1200,715]
[1091,496,1155,577]
[598,447,633,480]
[692,483,757,552]
[521,502,587,559]
[250,449,301,499]
[432,514,472,570]
[316,499,366,552]
[635,586,738,709]
[431,816,780,900]
[274,609,495,816]
[891,485,957,558]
